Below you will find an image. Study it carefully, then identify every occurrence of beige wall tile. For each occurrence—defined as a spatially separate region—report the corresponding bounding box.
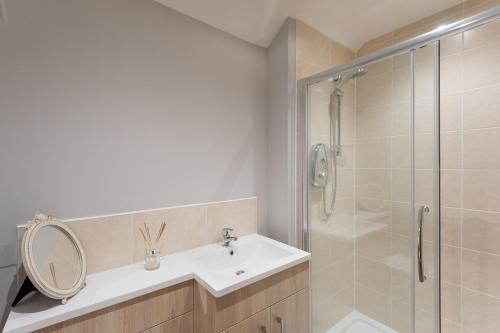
[441,93,462,132]
[132,204,206,262]
[297,59,324,80]
[296,21,330,69]
[441,33,463,57]
[442,207,462,246]
[206,198,257,244]
[415,133,434,170]
[394,52,411,69]
[392,4,463,44]
[312,268,331,304]
[356,105,391,139]
[330,256,354,293]
[356,284,391,325]
[356,72,393,108]
[356,197,391,227]
[391,135,411,169]
[462,288,500,333]
[441,319,462,333]
[330,40,355,67]
[415,169,434,205]
[441,131,462,169]
[463,84,500,129]
[355,137,391,169]
[415,58,435,100]
[392,234,412,274]
[422,240,436,278]
[415,308,435,333]
[464,0,500,16]
[68,214,133,274]
[393,67,412,103]
[441,53,463,94]
[392,300,411,333]
[312,286,354,333]
[357,231,391,262]
[415,277,436,312]
[311,234,330,272]
[464,128,500,169]
[391,169,411,203]
[415,98,434,134]
[364,57,393,76]
[356,255,390,294]
[392,268,411,304]
[357,32,393,57]
[442,170,462,208]
[463,170,500,212]
[463,249,500,297]
[463,210,500,255]
[464,20,500,50]
[442,245,461,285]
[463,41,500,90]
[392,202,412,237]
[356,169,391,200]
[391,102,411,136]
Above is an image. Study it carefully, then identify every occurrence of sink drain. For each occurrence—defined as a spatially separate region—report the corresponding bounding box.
[235,270,245,276]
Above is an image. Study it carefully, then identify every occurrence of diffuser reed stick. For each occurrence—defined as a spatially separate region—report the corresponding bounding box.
[154,221,166,247]
[139,227,151,249]
[139,221,166,249]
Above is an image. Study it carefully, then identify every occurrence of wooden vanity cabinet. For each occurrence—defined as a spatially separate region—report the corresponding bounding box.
[142,312,193,333]
[35,281,194,333]
[34,262,309,333]
[270,288,309,333]
[195,262,309,333]
[221,309,270,333]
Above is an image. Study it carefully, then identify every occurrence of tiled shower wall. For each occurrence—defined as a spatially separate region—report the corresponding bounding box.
[358,1,500,332]
[308,80,356,333]
[353,51,415,332]
[307,2,500,332]
[296,20,357,333]
[438,20,500,333]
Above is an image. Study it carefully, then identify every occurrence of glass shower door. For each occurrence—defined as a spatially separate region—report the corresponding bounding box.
[413,42,440,333]
[305,43,440,333]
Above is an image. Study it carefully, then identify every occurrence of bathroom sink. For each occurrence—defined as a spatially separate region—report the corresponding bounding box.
[192,234,310,296]
[195,239,293,272]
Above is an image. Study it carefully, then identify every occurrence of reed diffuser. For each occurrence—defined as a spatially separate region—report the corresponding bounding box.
[139,221,166,270]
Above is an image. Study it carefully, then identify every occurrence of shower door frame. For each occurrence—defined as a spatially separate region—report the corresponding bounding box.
[296,6,500,333]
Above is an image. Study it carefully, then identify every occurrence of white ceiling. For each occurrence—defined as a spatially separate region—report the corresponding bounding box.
[154,0,463,51]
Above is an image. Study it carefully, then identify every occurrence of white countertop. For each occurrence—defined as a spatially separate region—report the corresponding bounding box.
[3,234,310,333]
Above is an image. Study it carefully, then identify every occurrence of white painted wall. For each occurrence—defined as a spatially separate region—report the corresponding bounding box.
[0,0,267,322]
[266,18,296,245]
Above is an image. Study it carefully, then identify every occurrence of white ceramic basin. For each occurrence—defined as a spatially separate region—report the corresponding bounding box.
[192,234,310,296]
[195,239,294,274]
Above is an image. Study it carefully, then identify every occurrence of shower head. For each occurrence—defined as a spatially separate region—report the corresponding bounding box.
[334,67,367,89]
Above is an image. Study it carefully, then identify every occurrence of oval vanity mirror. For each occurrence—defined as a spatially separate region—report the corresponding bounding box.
[21,214,87,303]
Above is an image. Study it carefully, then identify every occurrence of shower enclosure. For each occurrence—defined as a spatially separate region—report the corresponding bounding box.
[298,7,500,333]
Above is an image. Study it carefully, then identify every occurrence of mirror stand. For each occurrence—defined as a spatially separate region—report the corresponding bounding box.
[15,213,87,306]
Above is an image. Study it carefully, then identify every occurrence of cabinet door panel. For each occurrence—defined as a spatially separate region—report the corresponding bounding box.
[270,289,309,333]
[143,312,193,333]
[223,308,270,333]
[36,281,193,333]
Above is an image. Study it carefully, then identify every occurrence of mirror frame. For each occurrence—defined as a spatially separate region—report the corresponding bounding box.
[21,216,87,302]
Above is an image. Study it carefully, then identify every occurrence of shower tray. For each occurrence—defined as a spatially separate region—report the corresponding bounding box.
[327,311,398,333]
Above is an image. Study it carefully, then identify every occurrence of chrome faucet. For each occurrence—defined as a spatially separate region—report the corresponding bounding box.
[221,228,238,247]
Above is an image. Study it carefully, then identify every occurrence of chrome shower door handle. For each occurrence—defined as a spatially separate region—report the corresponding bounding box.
[276,316,284,333]
[418,205,430,283]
